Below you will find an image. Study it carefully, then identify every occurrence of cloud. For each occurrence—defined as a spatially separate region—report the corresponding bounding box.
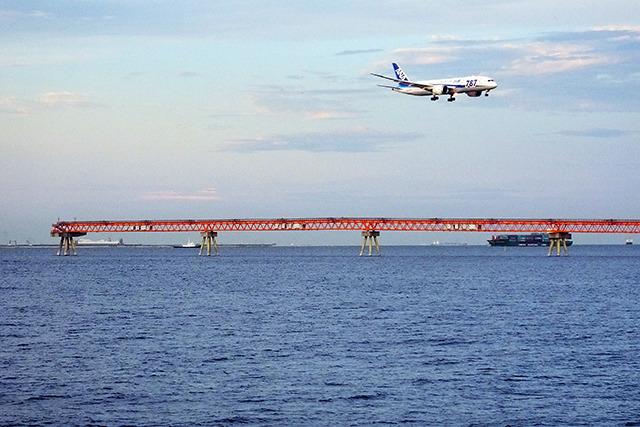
[142,188,221,201]
[390,47,461,65]
[221,129,422,153]
[556,128,636,138]
[246,87,365,120]
[503,28,640,76]
[500,41,611,75]
[0,5,120,37]
[305,111,358,120]
[28,10,53,19]
[0,9,53,21]
[0,96,30,115]
[336,48,383,56]
[176,71,199,78]
[0,91,99,114]
[380,27,640,79]
[36,91,92,107]
[596,72,640,84]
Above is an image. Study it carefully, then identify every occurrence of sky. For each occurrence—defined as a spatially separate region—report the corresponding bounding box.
[2,0,640,245]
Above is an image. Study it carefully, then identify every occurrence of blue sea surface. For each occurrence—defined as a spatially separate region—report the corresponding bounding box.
[1,245,639,426]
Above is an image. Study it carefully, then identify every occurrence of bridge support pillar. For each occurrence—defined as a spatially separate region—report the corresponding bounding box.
[51,231,84,256]
[56,233,77,256]
[548,232,571,256]
[199,231,219,256]
[360,230,381,256]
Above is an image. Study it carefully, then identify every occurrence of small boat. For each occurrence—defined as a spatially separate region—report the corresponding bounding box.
[626,238,633,245]
[173,239,201,248]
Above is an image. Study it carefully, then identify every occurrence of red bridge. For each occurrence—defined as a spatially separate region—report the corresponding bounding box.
[51,217,640,256]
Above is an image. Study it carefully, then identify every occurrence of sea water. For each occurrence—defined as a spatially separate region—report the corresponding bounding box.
[1,245,639,426]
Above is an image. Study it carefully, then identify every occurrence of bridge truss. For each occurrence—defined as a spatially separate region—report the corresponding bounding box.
[51,217,640,235]
[51,217,640,256]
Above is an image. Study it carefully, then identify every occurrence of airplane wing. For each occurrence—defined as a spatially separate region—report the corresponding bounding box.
[370,73,435,90]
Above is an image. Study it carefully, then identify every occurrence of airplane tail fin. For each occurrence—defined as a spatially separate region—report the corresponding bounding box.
[392,63,409,82]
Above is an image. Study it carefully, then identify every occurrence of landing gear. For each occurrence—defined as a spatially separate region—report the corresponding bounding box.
[485,91,490,97]
[447,96,456,102]
[430,95,439,101]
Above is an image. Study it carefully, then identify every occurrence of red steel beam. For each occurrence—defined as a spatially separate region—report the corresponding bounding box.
[51,218,640,235]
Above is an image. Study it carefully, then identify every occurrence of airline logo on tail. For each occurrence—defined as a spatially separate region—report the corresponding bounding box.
[392,63,409,81]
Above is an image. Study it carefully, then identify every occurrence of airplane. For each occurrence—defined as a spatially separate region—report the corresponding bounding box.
[371,63,497,102]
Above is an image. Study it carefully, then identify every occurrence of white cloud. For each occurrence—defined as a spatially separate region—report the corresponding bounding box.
[501,42,612,75]
[245,88,364,121]
[0,91,98,114]
[378,28,640,80]
[0,9,52,21]
[555,128,636,138]
[0,96,30,115]
[391,47,461,65]
[592,25,640,33]
[28,10,53,19]
[36,91,92,107]
[221,129,422,153]
[142,188,221,201]
[305,110,357,120]
[176,71,199,78]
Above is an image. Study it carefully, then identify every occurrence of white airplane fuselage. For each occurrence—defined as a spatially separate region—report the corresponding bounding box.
[393,75,497,97]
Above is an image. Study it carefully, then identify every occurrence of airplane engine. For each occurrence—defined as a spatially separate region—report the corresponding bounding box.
[466,91,482,97]
[431,85,452,95]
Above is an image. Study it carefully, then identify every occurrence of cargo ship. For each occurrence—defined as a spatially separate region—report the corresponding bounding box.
[488,233,572,247]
